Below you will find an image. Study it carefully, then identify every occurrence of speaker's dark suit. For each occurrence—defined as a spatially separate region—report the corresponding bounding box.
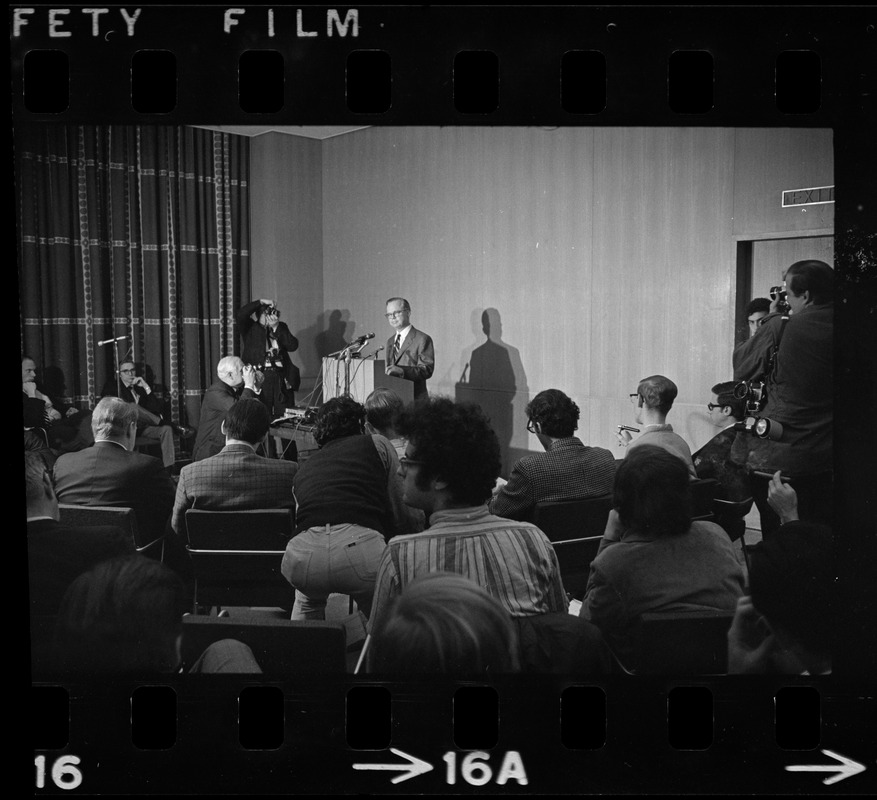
[171,443,297,534]
[386,326,435,400]
[52,441,176,544]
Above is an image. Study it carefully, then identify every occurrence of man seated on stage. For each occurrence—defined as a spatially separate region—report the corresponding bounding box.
[101,361,191,469]
[236,298,300,418]
[616,374,697,478]
[489,388,616,521]
[364,387,407,458]
[368,398,569,636]
[53,397,176,549]
[727,518,833,675]
[27,451,134,620]
[384,297,434,400]
[171,399,297,535]
[192,356,260,462]
[23,355,92,456]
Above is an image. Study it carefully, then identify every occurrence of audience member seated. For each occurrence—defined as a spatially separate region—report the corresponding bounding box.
[727,519,833,675]
[367,572,520,674]
[579,445,745,670]
[364,387,407,458]
[53,555,261,674]
[53,397,176,550]
[171,399,297,534]
[615,374,697,478]
[367,397,569,639]
[281,396,422,620]
[745,297,771,338]
[693,380,751,502]
[489,388,615,521]
[102,360,191,468]
[192,356,260,462]
[27,451,134,619]
[23,355,92,456]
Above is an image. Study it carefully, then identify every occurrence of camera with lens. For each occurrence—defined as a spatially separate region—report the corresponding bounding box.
[733,414,784,441]
[262,303,278,317]
[769,285,791,315]
[733,379,767,414]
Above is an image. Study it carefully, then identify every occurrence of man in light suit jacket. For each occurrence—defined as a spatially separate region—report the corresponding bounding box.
[172,398,297,535]
[53,397,176,549]
[384,297,435,400]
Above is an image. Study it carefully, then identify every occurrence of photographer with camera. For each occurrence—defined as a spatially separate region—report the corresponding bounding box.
[732,260,834,537]
[236,298,300,421]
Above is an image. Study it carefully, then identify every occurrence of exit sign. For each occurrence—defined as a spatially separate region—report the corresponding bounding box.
[782,186,834,207]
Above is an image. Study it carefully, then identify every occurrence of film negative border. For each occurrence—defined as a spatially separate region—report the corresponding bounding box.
[17,3,877,796]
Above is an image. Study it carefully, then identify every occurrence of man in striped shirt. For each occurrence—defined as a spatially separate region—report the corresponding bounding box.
[367,398,569,635]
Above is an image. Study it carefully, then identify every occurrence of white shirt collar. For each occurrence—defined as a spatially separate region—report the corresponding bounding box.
[394,324,413,343]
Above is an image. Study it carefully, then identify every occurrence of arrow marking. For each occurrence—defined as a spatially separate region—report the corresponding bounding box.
[785,749,866,786]
[353,748,434,785]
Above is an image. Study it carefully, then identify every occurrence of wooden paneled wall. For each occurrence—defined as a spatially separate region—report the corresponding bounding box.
[248,126,833,474]
[320,127,741,470]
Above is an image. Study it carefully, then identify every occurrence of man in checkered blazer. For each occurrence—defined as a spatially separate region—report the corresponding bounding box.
[171,399,297,535]
[488,389,616,521]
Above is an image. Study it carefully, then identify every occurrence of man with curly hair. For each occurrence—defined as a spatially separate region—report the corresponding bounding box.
[489,389,616,521]
[367,397,569,636]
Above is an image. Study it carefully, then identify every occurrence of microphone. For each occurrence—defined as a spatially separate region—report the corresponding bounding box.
[350,332,375,344]
[368,346,385,360]
[97,335,129,346]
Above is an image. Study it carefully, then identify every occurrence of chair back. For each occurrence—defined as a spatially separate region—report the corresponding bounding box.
[57,503,163,560]
[181,615,347,674]
[184,509,295,611]
[689,478,719,521]
[629,609,735,675]
[713,496,754,542]
[533,495,613,600]
[532,494,614,542]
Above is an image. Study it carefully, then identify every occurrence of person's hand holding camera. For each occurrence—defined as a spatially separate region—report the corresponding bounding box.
[242,364,257,391]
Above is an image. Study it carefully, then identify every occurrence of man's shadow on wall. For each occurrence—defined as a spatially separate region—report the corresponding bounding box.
[296,309,365,403]
[455,307,530,475]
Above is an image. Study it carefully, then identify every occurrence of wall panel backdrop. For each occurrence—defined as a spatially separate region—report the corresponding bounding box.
[17,125,250,431]
[320,127,792,472]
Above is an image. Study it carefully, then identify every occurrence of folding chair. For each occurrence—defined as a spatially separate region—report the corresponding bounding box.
[533,495,614,600]
[617,609,736,675]
[180,615,347,673]
[57,503,165,561]
[184,508,295,614]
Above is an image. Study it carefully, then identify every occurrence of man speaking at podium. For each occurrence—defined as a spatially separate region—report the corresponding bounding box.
[384,297,434,400]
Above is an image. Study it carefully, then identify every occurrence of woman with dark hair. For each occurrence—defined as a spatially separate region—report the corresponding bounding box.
[579,445,744,670]
[367,572,520,674]
[281,395,423,620]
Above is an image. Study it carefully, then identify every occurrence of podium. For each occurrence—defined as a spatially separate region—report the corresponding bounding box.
[322,357,414,404]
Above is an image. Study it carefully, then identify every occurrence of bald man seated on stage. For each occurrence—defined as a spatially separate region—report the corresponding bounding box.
[191,356,261,462]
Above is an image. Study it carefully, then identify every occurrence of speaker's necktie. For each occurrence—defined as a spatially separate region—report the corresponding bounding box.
[392,334,401,362]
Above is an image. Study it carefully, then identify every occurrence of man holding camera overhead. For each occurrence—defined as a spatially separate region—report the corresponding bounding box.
[236,298,300,420]
[732,260,834,537]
